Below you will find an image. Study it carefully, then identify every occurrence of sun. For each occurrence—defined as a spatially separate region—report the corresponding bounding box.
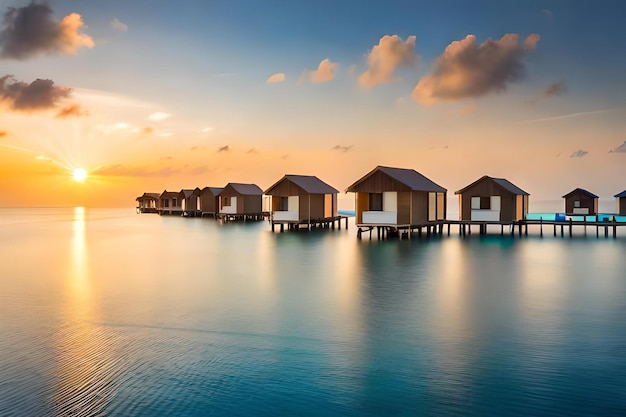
[72,168,88,182]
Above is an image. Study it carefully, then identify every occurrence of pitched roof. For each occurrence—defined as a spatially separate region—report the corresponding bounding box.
[136,192,160,200]
[346,165,446,193]
[180,189,196,198]
[264,174,338,194]
[226,183,263,195]
[202,186,224,196]
[615,190,626,198]
[159,190,179,198]
[562,188,599,199]
[455,175,529,195]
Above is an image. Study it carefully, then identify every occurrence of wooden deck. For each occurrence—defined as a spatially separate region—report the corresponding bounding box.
[270,215,349,232]
[356,218,625,240]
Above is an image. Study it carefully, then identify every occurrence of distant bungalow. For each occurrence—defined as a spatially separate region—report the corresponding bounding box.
[219,183,264,220]
[136,192,160,213]
[615,190,626,215]
[562,188,598,215]
[455,176,529,222]
[159,190,182,215]
[179,188,202,216]
[346,166,447,232]
[199,187,224,217]
[264,174,339,231]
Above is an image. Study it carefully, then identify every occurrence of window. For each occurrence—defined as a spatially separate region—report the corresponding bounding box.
[480,196,491,209]
[172,198,178,207]
[369,193,383,211]
[574,200,580,208]
[279,197,288,211]
[164,199,169,208]
[223,196,231,207]
[471,196,480,209]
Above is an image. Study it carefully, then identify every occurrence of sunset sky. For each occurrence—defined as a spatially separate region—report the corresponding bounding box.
[1,0,626,208]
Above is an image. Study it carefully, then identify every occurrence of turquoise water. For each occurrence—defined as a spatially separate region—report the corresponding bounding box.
[1,208,626,416]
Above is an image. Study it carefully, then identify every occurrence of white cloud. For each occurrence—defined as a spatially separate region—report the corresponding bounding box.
[110,18,128,32]
[147,112,171,121]
[358,35,418,88]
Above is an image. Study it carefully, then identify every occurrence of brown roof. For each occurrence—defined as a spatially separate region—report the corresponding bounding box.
[265,174,338,195]
[201,186,224,196]
[136,192,160,201]
[159,190,179,198]
[226,183,263,195]
[346,165,446,193]
[455,176,529,195]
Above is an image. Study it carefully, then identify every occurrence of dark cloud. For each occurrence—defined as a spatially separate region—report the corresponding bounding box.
[570,149,588,158]
[0,75,70,111]
[91,164,179,177]
[413,33,540,105]
[543,81,566,97]
[246,148,258,154]
[0,1,94,60]
[190,165,210,175]
[55,103,87,118]
[332,145,353,152]
[609,141,626,153]
[218,145,229,152]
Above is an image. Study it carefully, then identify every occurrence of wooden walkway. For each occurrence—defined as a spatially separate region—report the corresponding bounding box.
[356,218,625,240]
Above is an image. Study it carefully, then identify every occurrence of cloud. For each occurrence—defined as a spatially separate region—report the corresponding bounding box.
[412,33,540,105]
[301,59,338,83]
[517,108,621,124]
[190,165,210,175]
[55,103,87,118]
[201,127,214,133]
[147,111,171,121]
[0,130,6,137]
[543,81,566,97]
[266,73,285,84]
[246,148,258,154]
[570,149,588,158]
[610,141,626,153]
[542,9,553,17]
[218,145,229,152]
[0,2,94,60]
[138,126,152,135]
[110,18,128,32]
[358,35,418,88]
[92,164,179,177]
[0,75,71,111]
[332,145,353,153]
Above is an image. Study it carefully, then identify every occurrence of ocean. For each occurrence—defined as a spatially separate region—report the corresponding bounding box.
[1,207,625,416]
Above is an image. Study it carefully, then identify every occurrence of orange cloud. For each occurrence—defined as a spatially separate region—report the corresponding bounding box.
[0,3,93,59]
[56,104,88,118]
[543,81,566,98]
[266,73,285,83]
[302,59,338,83]
[412,33,540,105]
[358,35,418,88]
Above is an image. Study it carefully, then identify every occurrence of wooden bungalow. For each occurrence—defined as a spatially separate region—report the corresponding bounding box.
[615,190,626,216]
[455,176,529,222]
[562,188,598,215]
[218,183,264,219]
[158,190,182,215]
[346,166,447,229]
[135,192,160,213]
[179,188,202,216]
[199,187,224,216]
[264,174,339,230]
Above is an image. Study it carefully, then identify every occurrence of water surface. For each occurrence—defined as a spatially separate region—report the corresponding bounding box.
[1,208,625,416]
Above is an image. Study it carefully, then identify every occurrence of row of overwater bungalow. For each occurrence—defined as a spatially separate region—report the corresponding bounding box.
[137,166,626,235]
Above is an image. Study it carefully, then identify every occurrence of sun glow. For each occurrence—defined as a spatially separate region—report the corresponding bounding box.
[72,168,88,182]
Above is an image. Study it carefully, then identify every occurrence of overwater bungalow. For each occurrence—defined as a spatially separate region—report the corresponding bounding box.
[158,190,182,215]
[218,183,264,220]
[136,192,160,213]
[614,190,626,215]
[455,176,529,222]
[562,188,598,215]
[199,187,224,217]
[346,166,447,233]
[179,188,202,217]
[264,174,340,231]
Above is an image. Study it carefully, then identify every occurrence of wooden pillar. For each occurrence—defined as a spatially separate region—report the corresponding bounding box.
[568,219,572,238]
[540,218,543,237]
[525,223,528,236]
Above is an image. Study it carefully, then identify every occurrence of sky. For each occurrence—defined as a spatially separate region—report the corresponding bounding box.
[1,0,626,208]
